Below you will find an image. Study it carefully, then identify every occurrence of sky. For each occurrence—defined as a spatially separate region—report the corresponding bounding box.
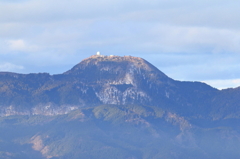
[0,0,240,89]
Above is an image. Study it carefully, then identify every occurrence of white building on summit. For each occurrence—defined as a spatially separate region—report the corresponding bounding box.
[96,51,105,57]
[95,52,114,57]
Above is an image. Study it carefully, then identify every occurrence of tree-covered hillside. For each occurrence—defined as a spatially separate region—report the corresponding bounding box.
[1,104,240,159]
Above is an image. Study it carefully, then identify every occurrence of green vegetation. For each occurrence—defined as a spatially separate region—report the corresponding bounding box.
[93,104,165,123]
[1,104,240,159]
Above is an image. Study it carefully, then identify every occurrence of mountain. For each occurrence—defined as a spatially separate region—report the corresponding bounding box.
[0,54,240,159]
[0,55,218,117]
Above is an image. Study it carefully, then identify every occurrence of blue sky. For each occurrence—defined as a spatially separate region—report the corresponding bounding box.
[0,0,240,89]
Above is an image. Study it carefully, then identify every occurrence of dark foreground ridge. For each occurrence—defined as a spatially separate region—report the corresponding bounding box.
[0,54,240,159]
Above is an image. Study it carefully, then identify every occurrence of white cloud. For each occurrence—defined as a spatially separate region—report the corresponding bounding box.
[135,25,240,53]
[7,39,26,50]
[0,62,24,72]
[7,39,38,52]
[203,79,240,90]
[1,0,240,55]
[0,0,239,30]
[120,1,240,29]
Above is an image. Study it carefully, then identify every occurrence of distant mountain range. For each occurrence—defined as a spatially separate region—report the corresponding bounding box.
[0,55,240,159]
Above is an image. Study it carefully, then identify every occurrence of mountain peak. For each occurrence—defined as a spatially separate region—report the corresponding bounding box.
[81,54,151,69]
[64,54,169,81]
[60,54,174,106]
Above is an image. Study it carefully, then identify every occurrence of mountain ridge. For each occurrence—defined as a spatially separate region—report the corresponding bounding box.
[0,55,237,119]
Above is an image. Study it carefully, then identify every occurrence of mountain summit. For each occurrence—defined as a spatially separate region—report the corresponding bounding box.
[64,55,170,83]
[63,55,175,105]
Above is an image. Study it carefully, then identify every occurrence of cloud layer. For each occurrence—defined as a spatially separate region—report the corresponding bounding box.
[0,0,240,89]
